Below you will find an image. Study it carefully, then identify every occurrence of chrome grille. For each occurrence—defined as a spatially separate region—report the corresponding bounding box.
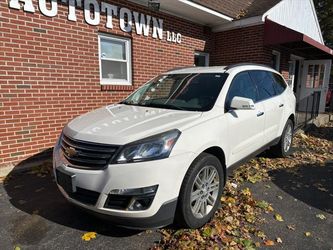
[61,134,119,170]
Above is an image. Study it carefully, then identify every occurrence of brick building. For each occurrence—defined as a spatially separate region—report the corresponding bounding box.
[1,0,332,170]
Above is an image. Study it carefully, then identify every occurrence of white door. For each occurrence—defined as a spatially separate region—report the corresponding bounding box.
[225,72,265,165]
[248,70,284,143]
[300,60,331,113]
[226,103,265,165]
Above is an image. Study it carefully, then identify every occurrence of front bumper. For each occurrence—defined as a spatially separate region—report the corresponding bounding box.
[53,146,194,228]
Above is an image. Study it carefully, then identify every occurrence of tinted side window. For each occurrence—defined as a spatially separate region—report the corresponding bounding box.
[226,72,257,108]
[249,70,276,101]
[271,73,287,95]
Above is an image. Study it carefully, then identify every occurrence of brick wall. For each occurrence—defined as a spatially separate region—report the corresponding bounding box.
[212,25,268,65]
[212,24,291,79]
[0,0,214,167]
[0,0,294,168]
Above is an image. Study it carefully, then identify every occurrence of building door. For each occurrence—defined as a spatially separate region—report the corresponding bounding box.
[300,60,331,113]
[288,55,304,101]
[194,52,209,66]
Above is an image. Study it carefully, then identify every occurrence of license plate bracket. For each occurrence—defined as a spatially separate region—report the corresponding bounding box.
[56,167,76,194]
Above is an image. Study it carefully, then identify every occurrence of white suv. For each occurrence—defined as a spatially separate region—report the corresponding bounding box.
[53,64,296,229]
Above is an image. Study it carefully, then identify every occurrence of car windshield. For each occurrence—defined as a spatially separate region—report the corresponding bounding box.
[121,73,228,111]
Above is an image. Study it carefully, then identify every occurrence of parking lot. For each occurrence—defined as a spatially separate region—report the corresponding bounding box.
[1,123,332,250]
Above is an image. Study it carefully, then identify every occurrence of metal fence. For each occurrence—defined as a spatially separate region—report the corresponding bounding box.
[327,91,333,122]
[295,91,321,129]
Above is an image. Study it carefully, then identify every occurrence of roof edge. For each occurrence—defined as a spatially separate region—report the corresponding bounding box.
[178,0,233,22]
[212,15,263,32]
[309,0,324,44]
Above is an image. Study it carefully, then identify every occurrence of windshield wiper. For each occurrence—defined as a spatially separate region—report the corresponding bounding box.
[144,103,186,111]
[120,101,143,106]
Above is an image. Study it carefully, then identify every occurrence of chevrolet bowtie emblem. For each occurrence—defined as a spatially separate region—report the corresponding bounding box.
[65,146,77,157]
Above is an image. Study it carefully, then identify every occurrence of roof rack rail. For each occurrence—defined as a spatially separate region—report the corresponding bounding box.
[166,66,196,72]
[224,63,273,71]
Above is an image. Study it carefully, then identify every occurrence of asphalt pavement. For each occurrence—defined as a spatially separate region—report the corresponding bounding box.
[0,160,332,249]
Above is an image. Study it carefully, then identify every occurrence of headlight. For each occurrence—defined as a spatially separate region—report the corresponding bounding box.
[114,129,181,163]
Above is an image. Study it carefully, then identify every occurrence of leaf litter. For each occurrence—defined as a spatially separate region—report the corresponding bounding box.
[152,123,333,249]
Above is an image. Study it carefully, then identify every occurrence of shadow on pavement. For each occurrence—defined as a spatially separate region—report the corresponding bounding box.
[4,153,141,238]
[306,124,333,141]
[270,162,333,213]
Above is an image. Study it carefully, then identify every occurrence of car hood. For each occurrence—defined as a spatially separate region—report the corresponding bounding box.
[64,104,202,145]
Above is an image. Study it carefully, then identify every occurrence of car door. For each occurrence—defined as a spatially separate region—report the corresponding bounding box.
[249,70,284,144]
[225,71,265,166]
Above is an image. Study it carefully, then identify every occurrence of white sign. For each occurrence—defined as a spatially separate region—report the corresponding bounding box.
[8,0,182,44]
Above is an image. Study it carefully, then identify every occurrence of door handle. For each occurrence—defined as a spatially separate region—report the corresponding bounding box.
[257,111,264,117]
[279,104,284,108]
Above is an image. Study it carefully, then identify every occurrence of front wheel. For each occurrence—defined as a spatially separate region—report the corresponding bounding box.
[270,119,294,157]
[175,153,224,229]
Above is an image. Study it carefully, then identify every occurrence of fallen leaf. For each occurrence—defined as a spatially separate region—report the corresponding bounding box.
[224,216,234,223]
[300,133,308,139]
[225,197,236,204]
[202,227,212,237]
[18,200,27,205]
[14,246,21,250]
[305,232,311,237]
[276,237,283,243]
[287,224,296,231]
[277,195,283,200]
[317,187,328,192]
[264,240,275,246]
[316,214,326,220]
[32,210,39,215]
[267,205,274,212]
[82,232,97,241]
[274,214,284,222]
[230,240,237,246]
[241,239,254,248]
[242,188,252,196]
[35,187,45,193]
[256,230,266,239]
[256,200,269,209]
[231,182,238,188]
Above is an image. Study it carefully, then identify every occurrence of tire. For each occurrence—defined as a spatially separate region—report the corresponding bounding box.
[175,153,224,229]
[270,119,294,157]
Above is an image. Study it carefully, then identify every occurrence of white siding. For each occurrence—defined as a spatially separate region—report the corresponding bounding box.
[264,0,324,44]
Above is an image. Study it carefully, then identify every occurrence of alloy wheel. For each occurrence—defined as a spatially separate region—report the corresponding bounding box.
[284,124,293,152]
[190,165,220,218]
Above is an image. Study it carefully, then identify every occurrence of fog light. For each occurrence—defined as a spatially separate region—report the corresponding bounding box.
[110,185,158,196]
[105,185,158,211]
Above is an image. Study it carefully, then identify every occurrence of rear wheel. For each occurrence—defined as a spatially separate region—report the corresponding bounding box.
[176,153,224,228]
[270,119,294,157]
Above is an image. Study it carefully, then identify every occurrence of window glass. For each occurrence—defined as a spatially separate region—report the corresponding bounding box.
[123,73,229,111]
[101,61,128,80]
[271,73,287,95]
[226,72,257,108]
[194,52,209,66]
[99,35,131,85]
[249,70,276,101]
[101,38,126,60]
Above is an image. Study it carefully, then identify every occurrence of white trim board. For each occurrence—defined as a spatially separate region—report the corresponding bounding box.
[212,16,263,32]
[262,0,324,44]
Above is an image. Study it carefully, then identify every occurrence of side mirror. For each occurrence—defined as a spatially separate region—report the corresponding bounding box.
[230,96,255,110]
